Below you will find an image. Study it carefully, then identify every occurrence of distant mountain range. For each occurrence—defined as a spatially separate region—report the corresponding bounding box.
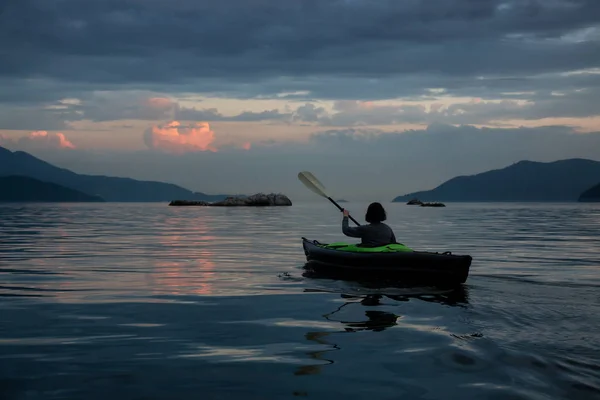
[0,146,236,202]
[4,146,599,204]
[393,159,600,202]
[0,175,105,202]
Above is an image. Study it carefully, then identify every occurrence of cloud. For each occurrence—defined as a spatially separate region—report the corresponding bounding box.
[293,88,600,127]
[291,103,329,124]
[0,105,77,131]
[174,106,291,122]
[0,134,9,147]
[3,0,599,79]
[141,119,254,152]
[0,0,599,148]
[3,72,600,132]
[67,92,178,122]
[0,92,294,126]
[143,120,218,153]
[27,131,75,149]
[0,131,76,150]
[138,97,178,120]
[0,0,598,105]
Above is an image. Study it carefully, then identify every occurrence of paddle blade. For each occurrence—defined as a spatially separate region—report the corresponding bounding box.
[298,171,329,198]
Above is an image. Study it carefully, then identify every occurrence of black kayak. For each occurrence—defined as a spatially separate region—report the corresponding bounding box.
[301,237,472,285]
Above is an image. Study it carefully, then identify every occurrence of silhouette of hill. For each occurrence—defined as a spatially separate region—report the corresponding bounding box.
[579,182,600,202]
[0,147,236,202]
[393,159,600,202]
[0,175,104,202]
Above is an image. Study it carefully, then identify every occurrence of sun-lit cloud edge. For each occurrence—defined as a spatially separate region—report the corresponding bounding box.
[0,130,76,151]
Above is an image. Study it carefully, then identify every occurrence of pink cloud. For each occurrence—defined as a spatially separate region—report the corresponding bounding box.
[143,120,254,153]
[144,120,218,153]
[0,131,76,150]
[25,131,76,149]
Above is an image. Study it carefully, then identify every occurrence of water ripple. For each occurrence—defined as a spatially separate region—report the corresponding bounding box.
[0,202,599,399]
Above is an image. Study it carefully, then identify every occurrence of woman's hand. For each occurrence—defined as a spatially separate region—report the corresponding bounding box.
[342,209,350,217]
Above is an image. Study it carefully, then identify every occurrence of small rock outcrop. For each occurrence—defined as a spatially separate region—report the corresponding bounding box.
[169,193,292,207]
[420,202,446,207]
[405,197,444,207]
[211,193,292,206]
[169,200,210,206]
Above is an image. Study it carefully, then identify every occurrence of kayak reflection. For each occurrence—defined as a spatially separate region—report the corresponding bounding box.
[356,284,470,308]
[303,281,470,308]
[292,286,468,381]
[334,308,400,333]
[292,303,400,377]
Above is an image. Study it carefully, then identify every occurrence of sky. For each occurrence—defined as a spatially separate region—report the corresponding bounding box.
[1,0,600,201]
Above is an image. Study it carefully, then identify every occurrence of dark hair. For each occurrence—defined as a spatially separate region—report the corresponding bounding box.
[365,202,387,223]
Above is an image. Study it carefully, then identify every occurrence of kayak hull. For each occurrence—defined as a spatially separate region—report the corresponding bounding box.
[301,237,472,285]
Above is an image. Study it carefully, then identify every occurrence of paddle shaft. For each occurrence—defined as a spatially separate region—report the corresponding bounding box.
[326,196,361,226]
[297,171,361,226]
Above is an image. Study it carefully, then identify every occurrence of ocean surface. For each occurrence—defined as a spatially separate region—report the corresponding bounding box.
[1,201,599,400]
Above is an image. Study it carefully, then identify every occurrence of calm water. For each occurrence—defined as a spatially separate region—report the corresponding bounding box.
[1,202,599,400]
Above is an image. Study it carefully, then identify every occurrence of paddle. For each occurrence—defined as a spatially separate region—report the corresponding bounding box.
[297,171,361,226]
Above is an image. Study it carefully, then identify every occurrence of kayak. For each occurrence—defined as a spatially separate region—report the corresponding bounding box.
[301,237,472,285]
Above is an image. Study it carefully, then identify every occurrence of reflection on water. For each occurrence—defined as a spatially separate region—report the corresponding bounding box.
[295,332,338,376]
[0,202,599,399]
[325,303,400,333]
[151,258,216,296]
[293,285,471,381]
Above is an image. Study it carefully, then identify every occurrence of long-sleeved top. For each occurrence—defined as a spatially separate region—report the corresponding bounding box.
[342,216,397,247]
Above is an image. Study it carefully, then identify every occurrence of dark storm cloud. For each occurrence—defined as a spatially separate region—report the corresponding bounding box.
[0,0,599,95]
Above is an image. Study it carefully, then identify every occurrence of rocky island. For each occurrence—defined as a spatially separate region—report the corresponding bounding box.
[169,193,292,207]
[406,198,445,207]
[406,198,423,205]
[420,202,446,207]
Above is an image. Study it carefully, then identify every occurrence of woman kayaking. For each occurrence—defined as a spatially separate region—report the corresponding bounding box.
[341,202,397,247]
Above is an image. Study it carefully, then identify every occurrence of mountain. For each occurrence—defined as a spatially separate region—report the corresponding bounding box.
[0,175,104,202]
[392,159,600,202]
[579,182,600,202]
[0,147,236,202]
